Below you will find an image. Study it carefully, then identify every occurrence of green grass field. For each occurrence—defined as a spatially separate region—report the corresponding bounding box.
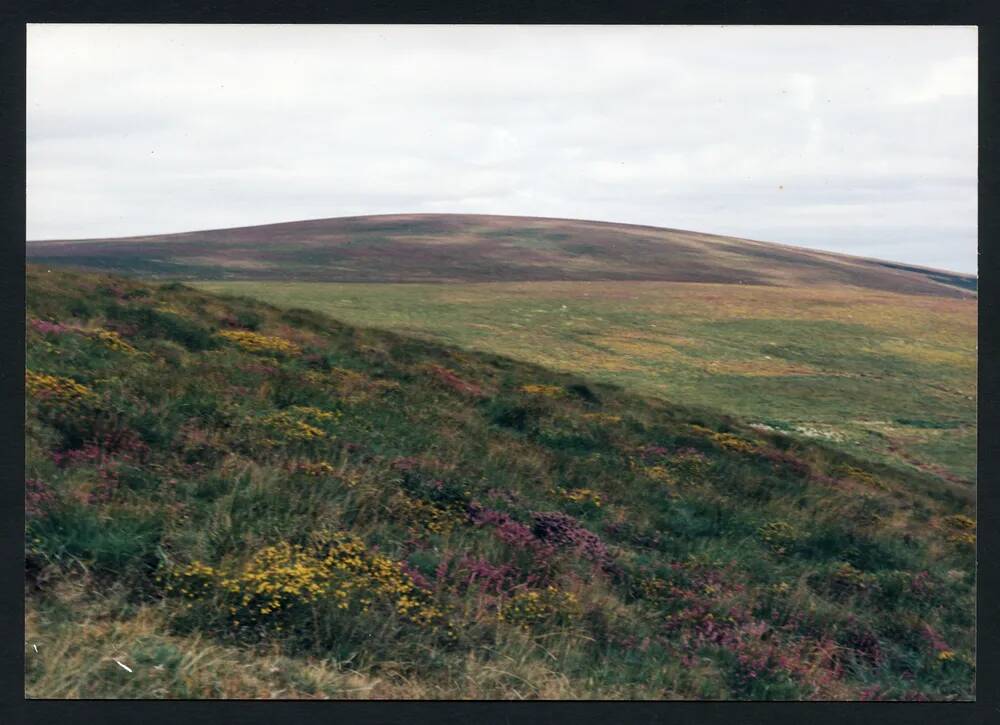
[194,280,977,485]
[26,267,976,700]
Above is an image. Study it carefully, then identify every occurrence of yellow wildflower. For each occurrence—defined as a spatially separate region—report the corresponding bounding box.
[92,329,140,356]
[518,384,563,397]
[25,370,97,407]
[218,329,301,355]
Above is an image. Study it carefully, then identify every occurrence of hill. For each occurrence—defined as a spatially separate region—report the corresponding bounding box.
[27,213,976,297]
[25,265,975,700]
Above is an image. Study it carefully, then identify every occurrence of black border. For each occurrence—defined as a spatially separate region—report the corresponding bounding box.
[2,2,997,724]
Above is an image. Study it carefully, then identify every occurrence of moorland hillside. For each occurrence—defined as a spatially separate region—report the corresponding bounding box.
[25,266,975,699]
[27,213,976,296]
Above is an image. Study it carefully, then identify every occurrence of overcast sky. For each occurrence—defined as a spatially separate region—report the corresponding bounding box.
[27,25,977,273]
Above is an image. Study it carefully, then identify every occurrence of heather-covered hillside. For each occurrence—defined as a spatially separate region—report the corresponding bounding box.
[25,266,975,699]
[27,213,976,296]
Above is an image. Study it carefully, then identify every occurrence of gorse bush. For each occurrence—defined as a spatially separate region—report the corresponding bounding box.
[163,532,446,639]
[24,266,976,700]
[709,431,758,454]
[519,384,564,397]
[255,406,341,446]
[26,370,98,408]
[218,329,302,356]
[499,586,581,628]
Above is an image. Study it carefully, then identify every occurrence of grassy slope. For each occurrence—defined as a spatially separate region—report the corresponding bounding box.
[26,266,975,700]
[193,280,978,485]
[27,213,976,297]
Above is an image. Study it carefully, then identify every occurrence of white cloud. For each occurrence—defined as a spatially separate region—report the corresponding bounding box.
[26,24,977,273]
[890,55,978,104]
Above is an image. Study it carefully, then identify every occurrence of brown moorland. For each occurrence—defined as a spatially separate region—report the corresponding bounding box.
[27,213,977,297]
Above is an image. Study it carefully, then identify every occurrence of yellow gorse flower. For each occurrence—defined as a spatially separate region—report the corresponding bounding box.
[25,370,97,407]
[643,465,675,485]
[689,425,758,454]
[498,585,580,628]
[218,330,302,355]
[944,514,976,545]
[518,384,564,397]
[837,466,884,488]
[710,432,756,454]
[257,406,341,444]
[288,406,338,422]
[92,329,140,356]
[945,514,975,531]
[297,461,337,477]
[396,494,467,535]
[164,532,445,629]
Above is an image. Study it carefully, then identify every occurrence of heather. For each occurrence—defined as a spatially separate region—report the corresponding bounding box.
[25,266,975,700]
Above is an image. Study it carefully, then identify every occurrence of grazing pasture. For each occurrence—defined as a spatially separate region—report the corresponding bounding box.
[194,280,977,485]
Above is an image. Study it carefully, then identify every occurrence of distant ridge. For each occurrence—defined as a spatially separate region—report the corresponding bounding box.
[27,213,976,297]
